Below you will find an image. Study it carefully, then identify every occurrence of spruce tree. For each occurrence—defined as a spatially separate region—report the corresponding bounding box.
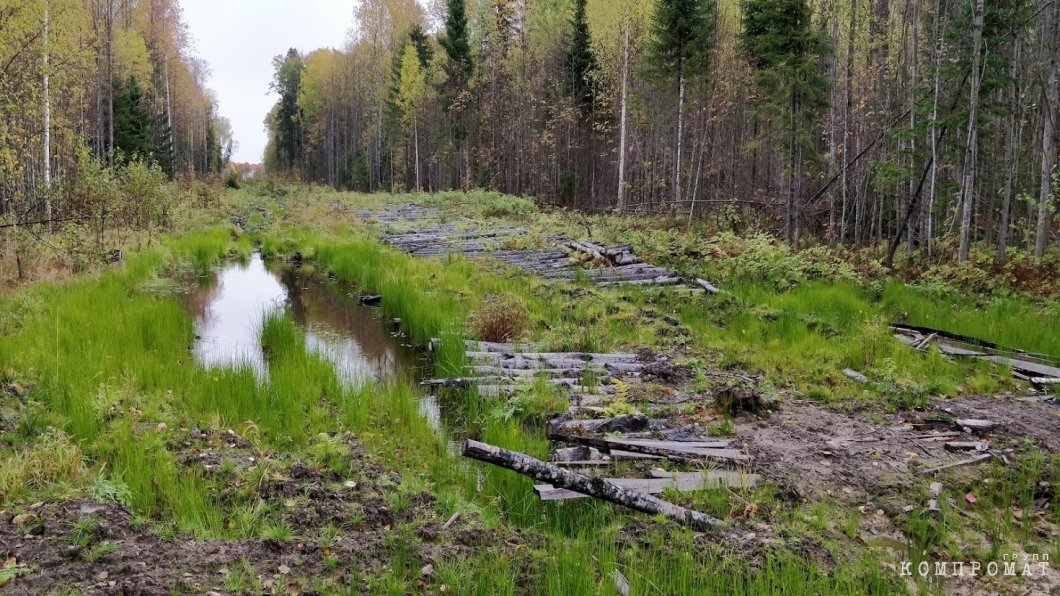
[270,48,305,172]
[409,24,433,70]
[565,0,598,114]
[113,76,154,161]
[439,0,472,85]
[647,0,718,207]
[741,0,828,245]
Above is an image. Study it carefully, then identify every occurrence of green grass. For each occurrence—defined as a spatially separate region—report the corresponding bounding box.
[15,186,1060,592]
[882,281,1060,358]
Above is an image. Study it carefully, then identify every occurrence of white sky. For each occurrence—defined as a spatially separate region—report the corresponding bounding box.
[181,0,356,164]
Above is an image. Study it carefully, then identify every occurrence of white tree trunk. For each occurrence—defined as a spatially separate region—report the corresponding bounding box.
[674,73,685,209]
[957,0,984,263]
[414,116,421,191]
[616,23,630,212]
[43,0,51,203]
[926,0,943,260]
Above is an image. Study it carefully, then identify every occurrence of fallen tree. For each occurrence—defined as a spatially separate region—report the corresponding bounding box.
[460,439,722,530]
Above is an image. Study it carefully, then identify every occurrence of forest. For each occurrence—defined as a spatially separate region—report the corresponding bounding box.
[265,0,1059,261]
[1,0,231,274]
[1,0,1060,594]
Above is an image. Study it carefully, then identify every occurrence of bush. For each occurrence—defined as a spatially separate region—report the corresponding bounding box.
[468,294,530,343]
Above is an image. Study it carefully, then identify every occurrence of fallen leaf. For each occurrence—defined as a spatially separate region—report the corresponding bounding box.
[965,492,977,504]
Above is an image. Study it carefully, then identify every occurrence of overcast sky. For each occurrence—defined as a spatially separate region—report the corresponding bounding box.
[182,1,355,164]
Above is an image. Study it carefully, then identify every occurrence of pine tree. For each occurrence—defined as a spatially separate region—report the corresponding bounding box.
[565,0,597,114]
[647,0,718,207]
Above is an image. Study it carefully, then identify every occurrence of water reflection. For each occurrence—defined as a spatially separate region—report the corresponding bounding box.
[188,253,287,376]
[183,253,442,428]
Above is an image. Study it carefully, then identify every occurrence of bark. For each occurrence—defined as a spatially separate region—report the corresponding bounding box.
[998,42,1024,264]
[926,0,945,260]
[616,24,630,212]
[674,73,685,208]
[43,0,51,207]
[1035,2,1059,258]
[957,0,984,263]
[460,439,722,530]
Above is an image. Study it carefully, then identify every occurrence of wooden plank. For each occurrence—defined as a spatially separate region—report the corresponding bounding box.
[534,470,760,501]
[614,439,733,449]
[461,440,722,530]
[919,453,993,475]
[550,432,752,463]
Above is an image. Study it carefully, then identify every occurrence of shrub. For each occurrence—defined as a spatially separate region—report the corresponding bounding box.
[468,294,530,343]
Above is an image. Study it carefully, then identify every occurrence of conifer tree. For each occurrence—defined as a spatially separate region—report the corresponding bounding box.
[647,0,717,208]
[565,0,597,114]
[741,0,828,245]
[113,76,154,161]
[270,48,305,172]
[439,0,472,84]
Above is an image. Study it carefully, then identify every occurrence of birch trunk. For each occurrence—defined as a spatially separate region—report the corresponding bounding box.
[926,0,944,260]
[616,23,629,212]
[43,0,51,211]
[674,73,685,209]
[957,0,984,263]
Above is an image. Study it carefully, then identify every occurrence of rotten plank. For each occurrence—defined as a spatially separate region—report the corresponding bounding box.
[549,432,752,463]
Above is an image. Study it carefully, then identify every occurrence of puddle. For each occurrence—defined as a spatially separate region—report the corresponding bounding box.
[184,252,286,376]
[184,253,441,425]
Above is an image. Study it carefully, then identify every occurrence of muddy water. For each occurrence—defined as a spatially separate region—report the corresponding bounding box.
[184,253,440,425]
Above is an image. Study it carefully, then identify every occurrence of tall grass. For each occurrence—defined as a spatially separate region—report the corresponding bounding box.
[882,281,1060,357]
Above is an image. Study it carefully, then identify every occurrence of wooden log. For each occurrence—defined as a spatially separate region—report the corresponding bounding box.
[461,439,722,530]
[535,470,760,501]
[549,415,650,435]
[692,278,722,294]
[441,512,460,530]
[550,432,752,463]
[466,365,604,379]
[466,351,640,364]
[944,441,988,452]
[421,377,480,389]
[598,276,681,287]
[843,369,869,383]
[618,439,733,449]
[954,419,998,433]
[463,339,535,353]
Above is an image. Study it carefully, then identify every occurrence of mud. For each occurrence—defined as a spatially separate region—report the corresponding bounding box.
[0,430,523,594]
[738,395,1060,508]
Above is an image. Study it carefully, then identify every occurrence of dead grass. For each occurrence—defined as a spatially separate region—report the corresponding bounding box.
[0,430,90,503]
[468,293,531,343]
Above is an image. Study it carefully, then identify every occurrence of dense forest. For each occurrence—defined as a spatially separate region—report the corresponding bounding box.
[265,0,1059,261]
[0,0,231,229]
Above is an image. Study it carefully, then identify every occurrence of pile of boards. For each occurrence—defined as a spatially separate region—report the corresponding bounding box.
[893,324,1060,386]
[425,339,758,509]
[358,204,719,292]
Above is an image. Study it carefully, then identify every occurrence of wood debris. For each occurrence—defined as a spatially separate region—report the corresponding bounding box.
[460,439,722,530]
